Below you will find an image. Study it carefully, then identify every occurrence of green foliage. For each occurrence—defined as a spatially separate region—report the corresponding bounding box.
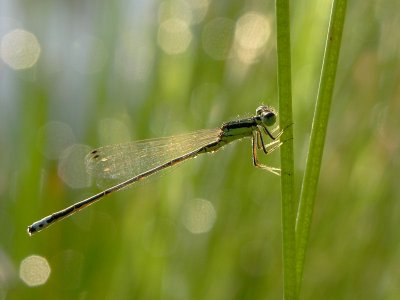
[276,0,297,298]
[296,0,348,296]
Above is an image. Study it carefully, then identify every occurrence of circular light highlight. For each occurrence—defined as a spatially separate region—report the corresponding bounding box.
[234,12,271,64]
[158,18,192,55]
[182,198,216,234]
[0,29,41,70]
[235,12,271,50]
[19,255,51,287]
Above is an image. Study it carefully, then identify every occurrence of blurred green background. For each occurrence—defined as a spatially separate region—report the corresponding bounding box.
[1,0,399,299]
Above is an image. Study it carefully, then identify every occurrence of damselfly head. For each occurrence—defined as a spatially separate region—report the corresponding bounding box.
[256,105,277,127]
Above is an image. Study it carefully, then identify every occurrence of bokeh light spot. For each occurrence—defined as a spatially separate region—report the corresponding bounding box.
[234,12,271,64]
[0,29,41,70]
[158,0,209,25]
[19,255,51,287]
[158,18,192,55]
[187,0,209,24]
[158,0,192,24]
[235,12,271,50]
[182,198,216,234]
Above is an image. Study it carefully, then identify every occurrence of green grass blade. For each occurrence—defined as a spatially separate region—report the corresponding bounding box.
[276,0,297,298]
[295,0,348,295]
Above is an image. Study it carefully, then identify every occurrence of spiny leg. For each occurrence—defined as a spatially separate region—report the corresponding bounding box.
[269,122,294,137]
[266,122,294,140]
[256,128,267,152]
[257,128,283,154]
[252,131,282,176]
[271,125,280,134]
[257,129,283,155]
[263,126,284,140]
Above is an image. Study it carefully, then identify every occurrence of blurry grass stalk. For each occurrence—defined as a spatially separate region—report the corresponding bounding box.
[295,0,348,296]
[276,0,297,299]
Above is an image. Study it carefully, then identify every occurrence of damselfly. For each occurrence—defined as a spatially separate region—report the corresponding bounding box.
[28,105,283,235]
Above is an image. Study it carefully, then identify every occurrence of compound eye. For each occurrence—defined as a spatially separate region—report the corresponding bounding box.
[262,111,276,126]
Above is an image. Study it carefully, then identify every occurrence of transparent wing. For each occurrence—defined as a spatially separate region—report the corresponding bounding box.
[85,128,222,185]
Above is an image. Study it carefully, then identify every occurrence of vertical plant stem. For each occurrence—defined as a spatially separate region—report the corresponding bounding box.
[295,0,347,295]
[276,0,296,299]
